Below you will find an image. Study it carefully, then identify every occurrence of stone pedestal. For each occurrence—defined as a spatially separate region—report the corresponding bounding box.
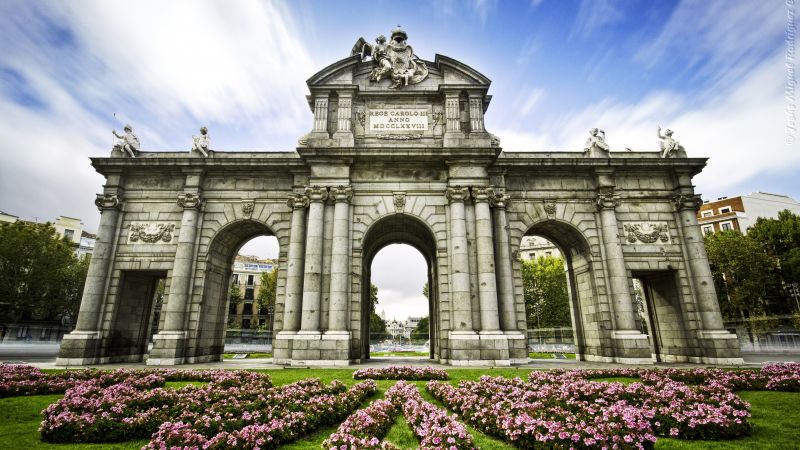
[147,331,187,366]
[55,331,102,366]
[449,331,510,366]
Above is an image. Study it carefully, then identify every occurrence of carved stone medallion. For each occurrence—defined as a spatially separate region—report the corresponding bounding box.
[393,192,406,212]
[623,222,670,244]
[544,202,557,218]
[129,222,175,244]
[241,200,255,218]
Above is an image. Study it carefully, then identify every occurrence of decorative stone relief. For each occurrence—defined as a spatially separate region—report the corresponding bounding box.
[595,192,619,210]
[177,193,202,210]
[352,26,429,89]
[287,193,310,209]
[673,194,702,211]
[95,193,122,211]
[490,191,510,208]
[623,222,670,244]
[393,192,406,212]
[472,187,494,203]
[543,202,556,217]
[128,222,175,243]
[445,186,470,203]
[241,200,255,218]
[330,185,354,203]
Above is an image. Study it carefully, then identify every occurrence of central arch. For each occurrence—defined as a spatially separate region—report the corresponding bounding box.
[360,214,439,360]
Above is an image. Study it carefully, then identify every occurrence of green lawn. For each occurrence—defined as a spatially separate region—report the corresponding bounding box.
[529,351,576,359]
[1,368,798,449]
[371,351,429,357]
[222,352,272,359]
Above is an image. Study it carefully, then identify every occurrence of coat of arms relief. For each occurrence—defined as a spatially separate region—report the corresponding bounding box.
[352,26,429,89]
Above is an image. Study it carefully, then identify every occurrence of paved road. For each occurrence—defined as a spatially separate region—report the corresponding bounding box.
[1,343,798,368]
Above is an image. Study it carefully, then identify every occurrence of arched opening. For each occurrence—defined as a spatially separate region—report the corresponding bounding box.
[518,220,594,360]
[360,215,439,361]
[369,244,429,358]
[194,220,280,361]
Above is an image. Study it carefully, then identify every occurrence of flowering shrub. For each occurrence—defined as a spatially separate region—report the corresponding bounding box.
[353,365,449,381]
[322,399,398,449]
[386,381,477,450]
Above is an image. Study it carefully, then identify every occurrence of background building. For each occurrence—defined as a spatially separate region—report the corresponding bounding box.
[228,255,277,330]
[519,236,561,260]
[698,192,800,235]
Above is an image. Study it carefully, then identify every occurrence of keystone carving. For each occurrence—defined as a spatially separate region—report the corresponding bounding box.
[393,192,406,212]
[95,193,122,211]
[623,222,670,244]
[543,202,557,217]
[305,186,329,202]
[330,186,354,203]
[177,193,202,210]
[673,194,703,212]
[241,200,255,218]
[287,194,310,209]
[445,186,470,203]
[129,222,175,243]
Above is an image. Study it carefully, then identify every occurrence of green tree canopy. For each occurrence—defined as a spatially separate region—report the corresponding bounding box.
[520,255,571,329]
[704,230,783,319]
[748,210,800,283]
[0,221,88,323]
[368,283,388,341]
[410,316,429,341]
[257,267,278,307]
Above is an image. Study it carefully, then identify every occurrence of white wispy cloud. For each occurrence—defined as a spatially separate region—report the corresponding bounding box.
[570,0,625,40]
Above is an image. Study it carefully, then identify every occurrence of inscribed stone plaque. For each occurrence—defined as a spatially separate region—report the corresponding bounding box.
[368,109,429,132]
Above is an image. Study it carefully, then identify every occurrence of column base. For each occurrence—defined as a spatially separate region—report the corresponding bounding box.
[274,330,351,363]
[56,331,101,366]
[147,331,187,366]
[504,331,528,360]
[612,330,653,363]
[696,330,744,364]
[449,330,511,363]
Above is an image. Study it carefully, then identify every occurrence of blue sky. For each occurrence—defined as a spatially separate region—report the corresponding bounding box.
[0,1,796,320]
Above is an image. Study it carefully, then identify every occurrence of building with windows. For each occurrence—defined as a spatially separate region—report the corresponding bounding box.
[228,255,277,330]
[519,235,561,260]
[386,319,404,341]
[697,192,800,235]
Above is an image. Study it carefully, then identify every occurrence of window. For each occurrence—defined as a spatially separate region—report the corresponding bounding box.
[529,253,535,259]
[231,274,239,284]
[245,288,254,300]
[719,207,731,214]
[720,221,733,231]
[259,318,266,327]
[229,303,237,315]
[242,319,251,329]
[243,303,253,315]
[247,274,255,286]
[701,211,712,217]
[702,226,713,235]
[545,251,552,257]
[63,229,74,240]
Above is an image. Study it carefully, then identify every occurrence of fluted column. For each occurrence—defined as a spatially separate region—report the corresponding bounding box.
[328,185,353,332]
[300,186,328,332]
[596,190,637,331]
[74,193,123,331]
[490,191,517,331]
[675,193,725,330]
[446,186,474,332]
[472,187,501,332]
[469,95,484,132]
[162,191,203,331]
[282,193,309,332]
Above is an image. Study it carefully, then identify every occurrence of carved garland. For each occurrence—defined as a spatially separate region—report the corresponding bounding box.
[376,133,423,140]
[623,223,670,244]
[129,222,175,243]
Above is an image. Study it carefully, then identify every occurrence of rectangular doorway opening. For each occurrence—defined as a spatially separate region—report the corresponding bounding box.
[107,270,167,362]
[632,270,689,363]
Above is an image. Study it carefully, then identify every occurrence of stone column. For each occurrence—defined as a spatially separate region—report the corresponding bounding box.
[149,182,202,365]
[300,186,328,333]
[446,186,474,333]
[282,193,309,332]
[57,190,123,365]
[490,191,517,331]
[674,193,724,330]
[472,187,500,332]
[327,186,352,332]
[596,190,637,331]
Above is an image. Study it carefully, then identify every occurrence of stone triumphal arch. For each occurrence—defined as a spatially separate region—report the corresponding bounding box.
[58,28,742,366]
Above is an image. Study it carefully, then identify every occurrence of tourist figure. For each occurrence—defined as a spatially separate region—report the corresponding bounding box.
[112,124,140,158]
[192,126,210,157]
[658,125,686,158]
[584,127,610,157]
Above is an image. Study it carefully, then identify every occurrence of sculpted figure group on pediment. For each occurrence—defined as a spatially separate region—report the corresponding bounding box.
[352,26,428,89]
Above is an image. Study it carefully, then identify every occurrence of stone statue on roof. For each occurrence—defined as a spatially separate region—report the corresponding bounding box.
[658,126,686,158]
[112,124,140,158]
[192,126,210,157]
[583,128,610,158]
[352,26,429,89]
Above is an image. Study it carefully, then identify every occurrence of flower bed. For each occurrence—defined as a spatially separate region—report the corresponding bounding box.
[322,399,398,449]
[353,365,449,381]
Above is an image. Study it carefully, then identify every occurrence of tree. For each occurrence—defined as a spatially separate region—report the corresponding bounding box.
[422,282,429,299]
[410,316,429,342]
[0,221,87,323]
[229,282,242,305]
[748,210,800,284]
[704,230,782,320]
[368,283,388,341]
[257,267,278,307]
[520,256,571,329]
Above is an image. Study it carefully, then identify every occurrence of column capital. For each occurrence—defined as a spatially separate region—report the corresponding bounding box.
[287,193,310,209]
[490,191,510,208]
[445,185,470,203]
[177,192,202,210]
[329,185,353,203]
[595,191,619,210]
[673,193,703,212]
[95,193,122,211]
[305,185,329,202]
[472,186,494,203]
